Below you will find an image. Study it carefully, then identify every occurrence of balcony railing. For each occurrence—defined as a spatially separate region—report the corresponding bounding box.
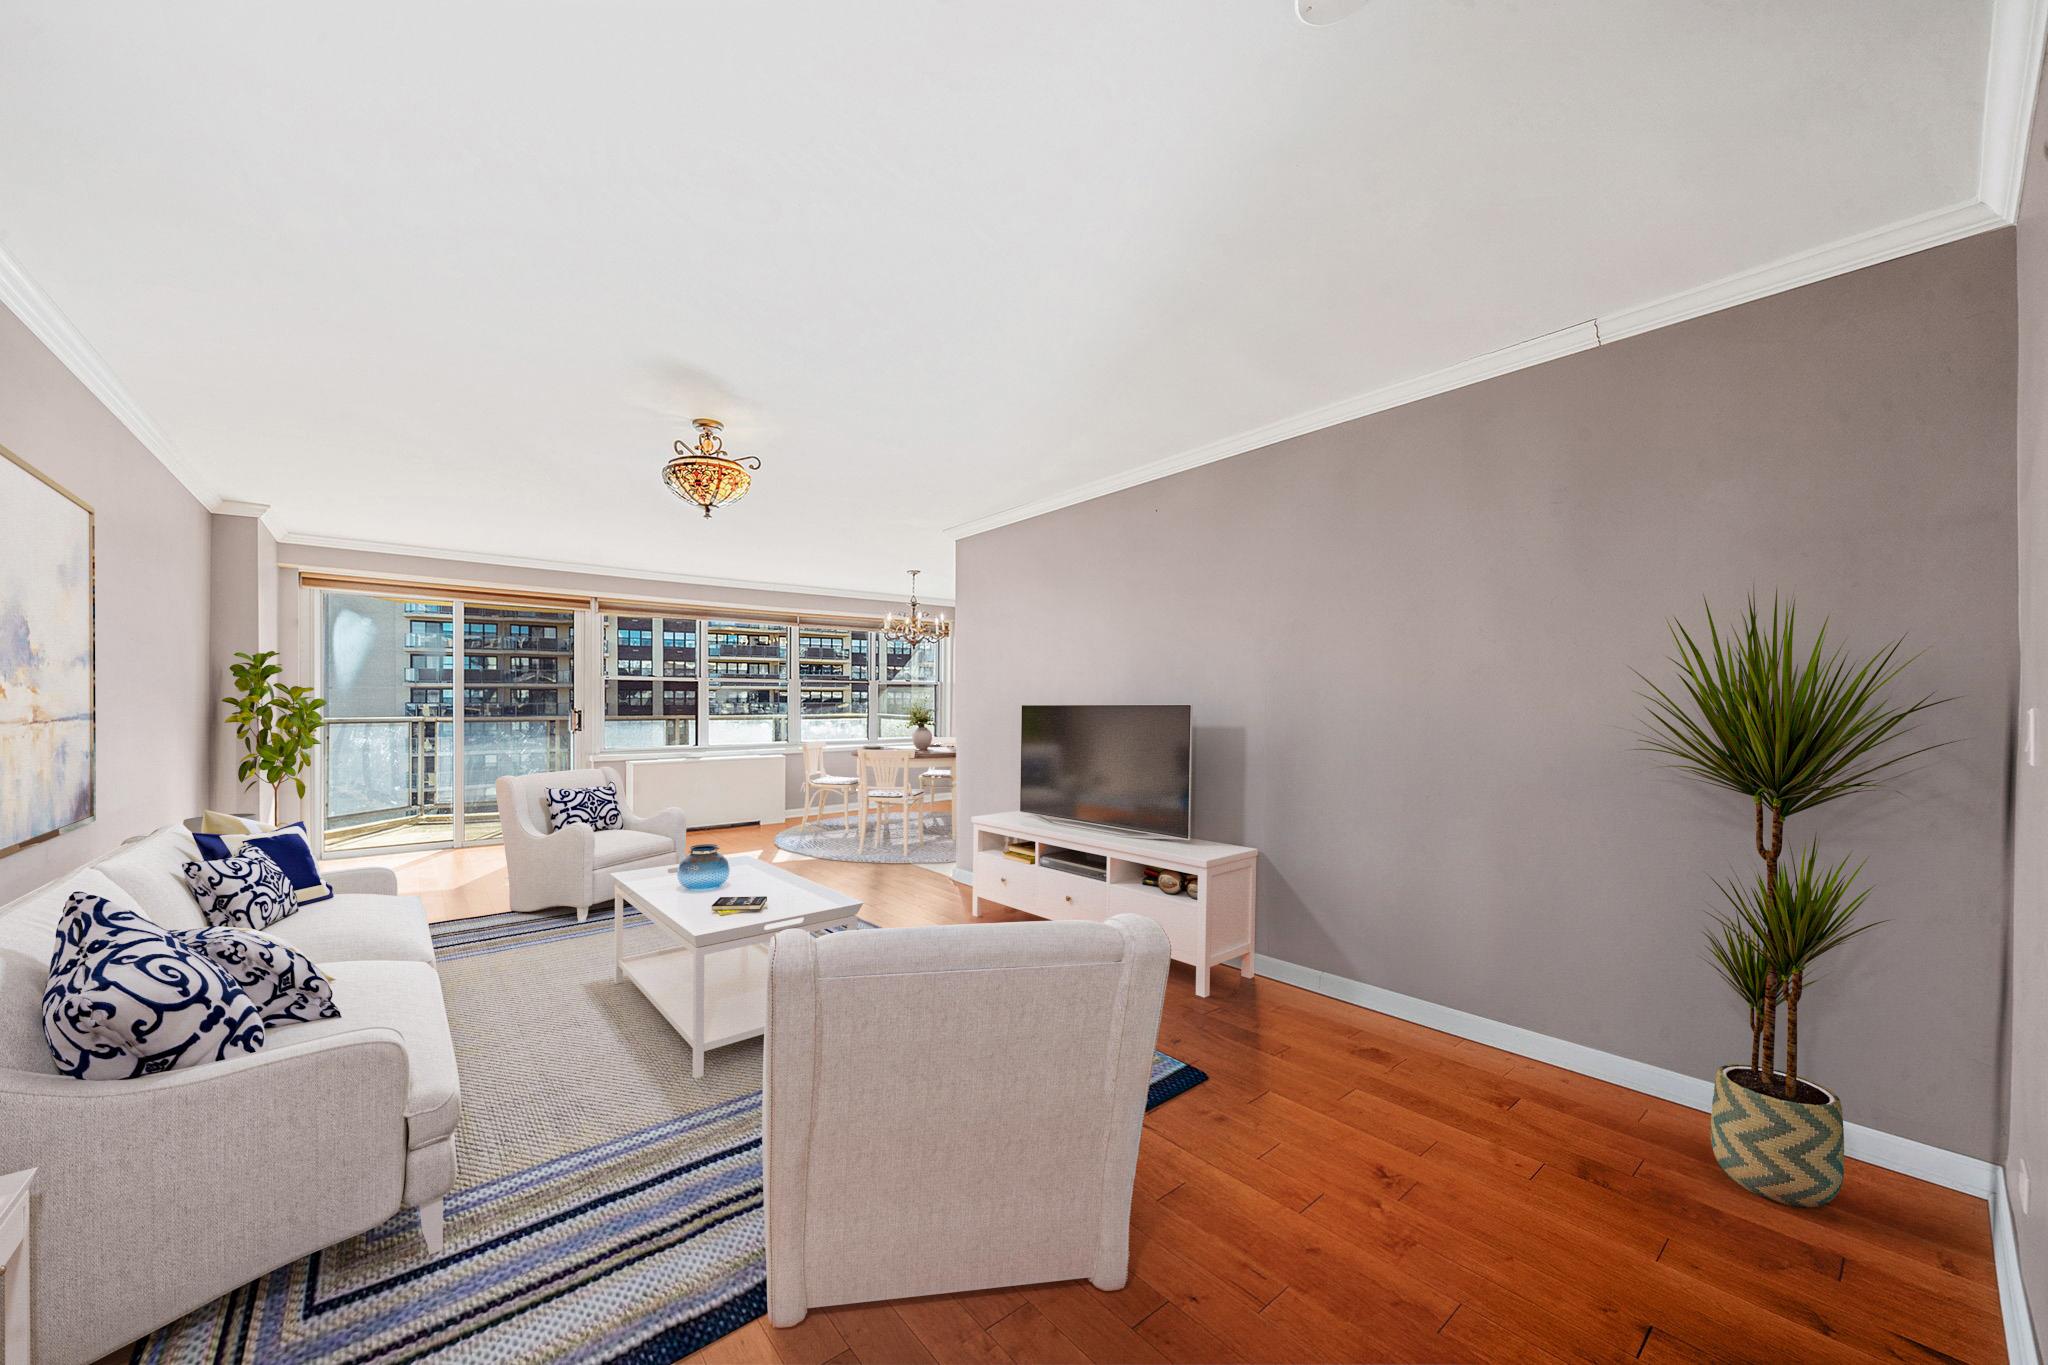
[465,667,568,685]
[322,715,571,851]
[467,634,572,654]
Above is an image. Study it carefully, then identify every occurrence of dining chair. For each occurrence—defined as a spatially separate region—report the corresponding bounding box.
[858,747,926,856]
[800,741,859,830]
[919,756,954,836]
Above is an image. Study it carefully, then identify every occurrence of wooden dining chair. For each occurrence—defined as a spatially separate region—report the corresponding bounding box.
[800,741,859,830]
[858,748,926,856]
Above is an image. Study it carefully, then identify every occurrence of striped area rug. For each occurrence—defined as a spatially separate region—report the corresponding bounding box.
[132,903,1206,1364]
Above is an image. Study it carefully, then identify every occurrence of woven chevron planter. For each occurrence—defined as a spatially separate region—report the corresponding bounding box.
[1709,1065,1845,1207]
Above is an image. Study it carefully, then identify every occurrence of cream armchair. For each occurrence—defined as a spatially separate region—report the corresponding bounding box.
[763,913,1170,1326]
[496,769,687,919]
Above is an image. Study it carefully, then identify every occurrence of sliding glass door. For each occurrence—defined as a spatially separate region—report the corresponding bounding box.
[318,592,576,853]
[458,605,576,842]
[320,593,457,852]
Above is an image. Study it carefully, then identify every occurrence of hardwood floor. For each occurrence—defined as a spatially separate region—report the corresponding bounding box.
[363,820,2007,1364]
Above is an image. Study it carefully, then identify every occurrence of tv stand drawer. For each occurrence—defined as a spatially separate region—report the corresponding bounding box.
[972,850,1040,908]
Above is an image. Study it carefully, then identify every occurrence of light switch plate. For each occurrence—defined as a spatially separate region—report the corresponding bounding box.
[2019,1158,2031,1216]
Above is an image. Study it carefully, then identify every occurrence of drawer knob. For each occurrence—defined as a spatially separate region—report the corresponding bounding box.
[1064,894,1073,903]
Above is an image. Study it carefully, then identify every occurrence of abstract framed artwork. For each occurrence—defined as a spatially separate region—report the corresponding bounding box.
[0,444,94,857]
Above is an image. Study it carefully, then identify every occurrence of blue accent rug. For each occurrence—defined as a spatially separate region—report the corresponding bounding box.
[132,903,1204,1363]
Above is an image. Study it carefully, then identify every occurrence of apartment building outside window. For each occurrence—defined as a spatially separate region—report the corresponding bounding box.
[598,614,944,750]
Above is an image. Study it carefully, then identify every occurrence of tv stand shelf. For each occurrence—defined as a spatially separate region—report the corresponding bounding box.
[969,811,1258,997]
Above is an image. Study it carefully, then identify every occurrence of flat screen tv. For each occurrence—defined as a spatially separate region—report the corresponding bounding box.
[1020,704,1192,840]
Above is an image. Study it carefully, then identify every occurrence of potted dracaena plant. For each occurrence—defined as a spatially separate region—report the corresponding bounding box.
[221,650,327,824]
[1636,595,1944,1206]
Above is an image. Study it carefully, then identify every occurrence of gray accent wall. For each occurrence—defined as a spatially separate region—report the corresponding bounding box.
[0,305,213,903]
[956,230,2018,1160]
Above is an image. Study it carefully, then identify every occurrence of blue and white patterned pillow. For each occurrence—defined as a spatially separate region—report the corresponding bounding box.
[42,892,267,1080]
[546,783,623,832]
[177,927,340,1025]
[182,846,298,930]
[193,821,334,907]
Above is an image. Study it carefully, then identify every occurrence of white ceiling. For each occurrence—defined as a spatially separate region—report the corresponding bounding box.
[0,1,2007,599]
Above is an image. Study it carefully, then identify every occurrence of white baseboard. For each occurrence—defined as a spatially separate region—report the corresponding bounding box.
[1994,1167,2042,1364]
[950,865,973,886]
[1252,953,1998,1199]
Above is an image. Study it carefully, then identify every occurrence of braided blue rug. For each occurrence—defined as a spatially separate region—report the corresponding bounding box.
[132,904,1205,1364]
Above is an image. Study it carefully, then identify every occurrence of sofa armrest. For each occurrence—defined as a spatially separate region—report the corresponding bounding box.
[327,864,400,896]
[623,805,688,854]
[0,1028,412,1365]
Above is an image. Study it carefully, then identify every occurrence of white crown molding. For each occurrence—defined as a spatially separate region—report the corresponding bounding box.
[1596,199,2006,344]
[1995,1167,2043,1365]
[0,237,219,509]
[949,197,2007,541]
[1981,0,2048,223]
[274,531,949,607]
[1252,952,1999,1198]
[944,322,1603,540]
[213,499,270,518]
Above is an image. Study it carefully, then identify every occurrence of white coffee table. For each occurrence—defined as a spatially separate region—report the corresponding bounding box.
[612,857,862,1077]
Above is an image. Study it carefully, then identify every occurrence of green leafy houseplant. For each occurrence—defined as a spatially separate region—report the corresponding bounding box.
[904,702,936,732]
[221,650,327,819]
[1636,595,1943,1103]
[1711,846,1880,1098]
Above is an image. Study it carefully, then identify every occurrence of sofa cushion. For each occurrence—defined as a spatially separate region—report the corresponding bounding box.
[591,828,673,869]
[280,960,458,1149]
[257,894,435,966]
[43,892,267,1079]
[96,826,210,932]
[0,869,128,1072]
[180,926,340,1025]
[182,846,298,930]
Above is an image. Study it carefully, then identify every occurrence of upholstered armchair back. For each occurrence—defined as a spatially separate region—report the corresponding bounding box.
[496,768,611,838]
[763,914,1171,1326]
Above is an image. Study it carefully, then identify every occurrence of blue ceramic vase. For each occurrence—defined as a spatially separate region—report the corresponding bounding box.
[677,843,730,891]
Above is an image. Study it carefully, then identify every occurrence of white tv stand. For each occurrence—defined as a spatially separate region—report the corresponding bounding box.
[969,811,1258,997]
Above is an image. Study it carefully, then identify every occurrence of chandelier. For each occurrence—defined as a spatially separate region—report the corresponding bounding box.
[662,418,761,518]
[882,570,951,647]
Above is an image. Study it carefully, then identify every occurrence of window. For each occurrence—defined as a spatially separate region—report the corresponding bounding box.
[591,615,943,751]
[878,637,940,738]
[706,620,789,744]
[603,614,699,748]
[799,625,869,741]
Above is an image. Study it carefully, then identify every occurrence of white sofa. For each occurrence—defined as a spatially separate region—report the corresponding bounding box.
[763,914,1171,1326]
[0,825,459,1365]
[496,769,687,918]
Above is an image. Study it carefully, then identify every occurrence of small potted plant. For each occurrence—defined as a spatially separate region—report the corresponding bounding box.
[221,650,327,823]
[1636,596,1942,1206]
[905,702,937,753]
